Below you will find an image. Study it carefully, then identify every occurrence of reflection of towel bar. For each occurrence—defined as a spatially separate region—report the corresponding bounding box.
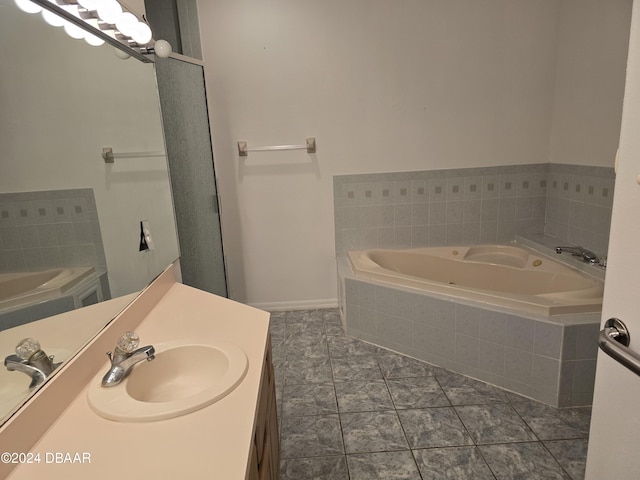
[237,137,316,157]
[102,147,166,163]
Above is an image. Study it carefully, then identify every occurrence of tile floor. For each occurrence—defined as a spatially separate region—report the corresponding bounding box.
[269,309,591,480]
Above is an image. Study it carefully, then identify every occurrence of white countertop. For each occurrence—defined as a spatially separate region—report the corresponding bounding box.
[5,278,270,480]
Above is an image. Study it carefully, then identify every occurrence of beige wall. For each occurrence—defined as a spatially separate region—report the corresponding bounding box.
[197,0,630,308]
[549,0,632,167]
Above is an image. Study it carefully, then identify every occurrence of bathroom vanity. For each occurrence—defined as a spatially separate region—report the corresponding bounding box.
[0,263,278,479]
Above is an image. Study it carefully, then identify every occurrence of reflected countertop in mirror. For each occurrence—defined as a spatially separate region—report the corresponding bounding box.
[0,293,137,422]
[0,0,179,425]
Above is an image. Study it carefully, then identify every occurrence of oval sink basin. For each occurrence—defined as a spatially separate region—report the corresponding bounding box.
[88,341,248,422]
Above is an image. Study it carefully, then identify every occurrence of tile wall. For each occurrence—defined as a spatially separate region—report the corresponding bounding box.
[341,270,600,407]
[333,163,614,257]
[334,162,612,407]
[0,189,106,273]
[545,164,616,257]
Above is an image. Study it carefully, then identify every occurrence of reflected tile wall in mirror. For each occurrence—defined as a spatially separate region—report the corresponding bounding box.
[0,189,106,273]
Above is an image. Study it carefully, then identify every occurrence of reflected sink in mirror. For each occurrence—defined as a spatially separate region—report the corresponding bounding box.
[88,341,248,422]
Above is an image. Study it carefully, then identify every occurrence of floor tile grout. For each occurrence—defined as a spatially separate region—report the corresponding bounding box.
[274,309,589,479]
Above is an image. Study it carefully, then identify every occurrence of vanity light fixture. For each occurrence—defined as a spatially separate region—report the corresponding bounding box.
[14,0,172,63]
[14,0,41,13]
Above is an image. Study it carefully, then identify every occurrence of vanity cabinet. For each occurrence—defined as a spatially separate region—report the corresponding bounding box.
[247,335,279,480]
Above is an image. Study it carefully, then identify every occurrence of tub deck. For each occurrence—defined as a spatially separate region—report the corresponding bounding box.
[348,244,603,316]
[0,267,96,312]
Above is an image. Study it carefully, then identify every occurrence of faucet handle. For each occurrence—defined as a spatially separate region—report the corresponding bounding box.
[15,338,41,361]
[116,331,140,354]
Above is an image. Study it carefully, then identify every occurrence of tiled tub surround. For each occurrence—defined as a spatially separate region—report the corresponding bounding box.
[0,189,107,273]
[545,164,615,258]
[333,163,614,258]
[338,254,599,408]
[272,309,591,480]
[333,163,611,408]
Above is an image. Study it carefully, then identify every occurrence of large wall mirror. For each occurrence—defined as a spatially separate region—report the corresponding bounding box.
[0,0,179,424]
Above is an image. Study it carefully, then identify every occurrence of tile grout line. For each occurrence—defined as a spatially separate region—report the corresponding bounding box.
[324,314,352,480]
[273,309,589,479]
[432,372,499,480]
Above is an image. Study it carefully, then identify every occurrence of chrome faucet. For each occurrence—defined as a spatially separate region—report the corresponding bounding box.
[4,338,61,389]
[555,245,600,265]
[101,332,155,387]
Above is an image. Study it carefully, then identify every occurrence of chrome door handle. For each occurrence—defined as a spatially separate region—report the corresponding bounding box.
[598,318,640,376]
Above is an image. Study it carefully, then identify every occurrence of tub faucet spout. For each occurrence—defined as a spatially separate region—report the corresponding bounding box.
[555,245,599,265]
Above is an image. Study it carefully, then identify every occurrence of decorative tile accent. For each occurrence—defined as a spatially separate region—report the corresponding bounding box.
[333,163,613,256]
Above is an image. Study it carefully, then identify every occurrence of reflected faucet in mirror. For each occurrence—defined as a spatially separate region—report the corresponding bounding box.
[101,332,155,387]
[4,338,62,389]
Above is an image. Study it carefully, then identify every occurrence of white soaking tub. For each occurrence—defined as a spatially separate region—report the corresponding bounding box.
[347,244,603,316]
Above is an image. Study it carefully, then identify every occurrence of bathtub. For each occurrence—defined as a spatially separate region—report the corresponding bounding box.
[347,244,603,316]
[0,267,96,312]
[340,242,603,406]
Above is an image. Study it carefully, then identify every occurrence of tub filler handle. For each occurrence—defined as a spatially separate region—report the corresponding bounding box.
[598,318,640,376]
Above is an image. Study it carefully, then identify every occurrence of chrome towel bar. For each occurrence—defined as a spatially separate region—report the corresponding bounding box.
[598,318,640,376]
[237,137,316,157]
[102,147,166,163]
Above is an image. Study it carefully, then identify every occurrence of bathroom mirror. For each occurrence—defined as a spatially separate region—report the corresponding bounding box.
[0,0,179,424]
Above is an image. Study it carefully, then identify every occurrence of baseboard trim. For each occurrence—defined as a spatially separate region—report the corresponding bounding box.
[249,299,338,312]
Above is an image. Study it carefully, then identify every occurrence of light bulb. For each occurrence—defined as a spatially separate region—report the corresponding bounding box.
[42,8,65,27]
[96,0,121,24]
[114,47,131,60]
[84,32,105,46]
[14,0,41,14]
[132,21,152,45]
[115,11,138,37]
[63,21,86,39]
[77,0,99,10]
[153,39,172,58]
